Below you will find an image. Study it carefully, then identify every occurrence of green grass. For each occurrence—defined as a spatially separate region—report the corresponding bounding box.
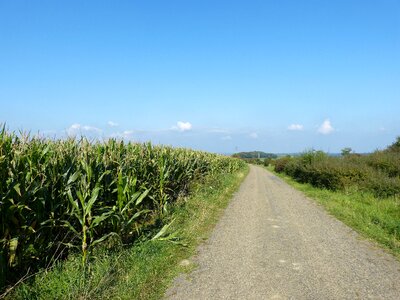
[8,164,249,299]
[267,166,400,260]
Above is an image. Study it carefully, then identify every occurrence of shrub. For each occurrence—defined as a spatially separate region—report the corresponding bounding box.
[272,156,292,173]
[365,151,400,178]
[263,158,272,167]
[386,136,400,153]
[362,172,400,198]
[274,148,400,197]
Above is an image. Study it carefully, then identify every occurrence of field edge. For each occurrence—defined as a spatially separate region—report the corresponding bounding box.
[9,164,250,300]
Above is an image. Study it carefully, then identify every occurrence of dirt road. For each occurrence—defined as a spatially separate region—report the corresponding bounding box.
[165,165,400,299]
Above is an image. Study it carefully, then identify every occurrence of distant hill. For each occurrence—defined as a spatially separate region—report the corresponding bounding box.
[232,151,277,159]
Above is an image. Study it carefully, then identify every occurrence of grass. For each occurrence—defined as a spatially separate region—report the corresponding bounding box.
[8,164,249,299]
[267,165,400,260]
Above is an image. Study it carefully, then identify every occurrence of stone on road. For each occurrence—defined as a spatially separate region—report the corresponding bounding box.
[165,166,400,299]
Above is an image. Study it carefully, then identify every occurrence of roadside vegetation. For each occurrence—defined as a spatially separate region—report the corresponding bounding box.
[232,151,276,168]
[232,151,277,160]
[0,127,246,298]
[269,137,400,258]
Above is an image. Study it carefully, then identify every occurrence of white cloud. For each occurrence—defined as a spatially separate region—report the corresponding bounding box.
[66,123,81,136]
[110,130,134,139]
[288,124,304,131]
[175,121,192,132]
[249,132,258,139]
[67,123,102,136]
[123,130,134,136]
[82,125,102,133]
[318,119,334,135]
[222,135,232,140]
[107,121,119,127]
[208,128,230,134]
[69,123,80,130]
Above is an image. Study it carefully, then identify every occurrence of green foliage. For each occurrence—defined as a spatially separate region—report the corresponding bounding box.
[245,158,263,165]
[271,156,292,173]
[386,136,400,153]
[363,171,400,198]
[9,157,249,300]
[364,151,400,177]
[272,142,400,198]
[341,147,353,156]
[232,151,277,159]
[0,128,245,292]
[263,158,272,167]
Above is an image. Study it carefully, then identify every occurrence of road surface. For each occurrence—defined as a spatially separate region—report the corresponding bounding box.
[165,165,400,299]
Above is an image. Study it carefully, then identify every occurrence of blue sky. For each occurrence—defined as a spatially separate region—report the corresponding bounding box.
[1,0,399,153]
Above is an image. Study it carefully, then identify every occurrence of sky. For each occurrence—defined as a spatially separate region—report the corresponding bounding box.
[0,0,399,153]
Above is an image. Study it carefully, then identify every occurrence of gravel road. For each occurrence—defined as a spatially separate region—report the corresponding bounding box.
[165,165,400,299]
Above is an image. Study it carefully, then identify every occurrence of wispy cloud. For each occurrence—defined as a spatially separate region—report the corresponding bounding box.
[318,119,334,135]
[107,121,119,127]
[173,121,192,132]
[109,130,135,140]
[123,130,134,136]
[288,124,304,131]
[249,132,258,139]
[67,123,102,136]
[208,128,230,134]
[222,135,232,140]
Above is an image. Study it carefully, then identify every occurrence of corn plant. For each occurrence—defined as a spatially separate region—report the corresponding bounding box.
[112,170,150,240]
[64,165,114,266]
[0,127,245,291]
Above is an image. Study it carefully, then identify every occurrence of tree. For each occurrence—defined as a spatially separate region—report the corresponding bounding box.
[341,147,352,156]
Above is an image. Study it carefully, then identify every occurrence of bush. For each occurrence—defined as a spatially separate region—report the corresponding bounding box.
[386,136,400,153]
[247,158,263,165]
[365,151,400,178]
[272,147,400,198]
[263,158,272,167]
[272,156,292,173]
[362,172,400,198]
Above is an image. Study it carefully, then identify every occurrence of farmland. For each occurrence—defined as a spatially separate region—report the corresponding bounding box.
[0,128,246,297]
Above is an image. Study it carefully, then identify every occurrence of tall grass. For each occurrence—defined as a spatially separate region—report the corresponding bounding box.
[0,127,244,293]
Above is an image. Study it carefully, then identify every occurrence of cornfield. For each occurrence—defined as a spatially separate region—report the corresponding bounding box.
[0,128,245,290]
